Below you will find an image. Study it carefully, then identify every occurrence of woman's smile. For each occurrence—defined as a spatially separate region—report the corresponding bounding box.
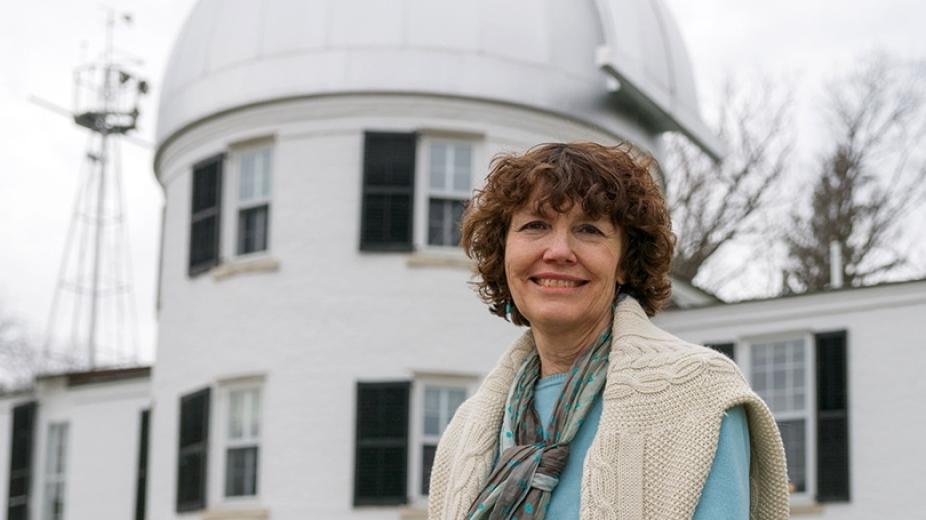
[530,273,589,290]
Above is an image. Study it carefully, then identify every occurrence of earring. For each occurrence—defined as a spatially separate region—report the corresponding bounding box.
[612,283,622,311]
[505,300,513,321]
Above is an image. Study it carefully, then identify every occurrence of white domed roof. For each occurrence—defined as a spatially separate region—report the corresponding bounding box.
[156,0,719,157]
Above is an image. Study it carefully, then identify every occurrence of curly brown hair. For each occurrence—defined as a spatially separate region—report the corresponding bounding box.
[460,142,675,323]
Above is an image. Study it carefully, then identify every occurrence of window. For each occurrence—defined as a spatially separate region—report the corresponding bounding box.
[426,141,472,247]
[43,422,68,520]
[189,156,224,276]
[236,146,272,255]
[705,342,735,361]
[7,401,36,520]
[135,409,150,520]
[354,382,411,505]
[750,337,811,494]
[814,330,850,502]
[741,330,850,503]
[224,387,261,497]
[360,132,417,251]
[177,388,210,512]
[419,385,467,495]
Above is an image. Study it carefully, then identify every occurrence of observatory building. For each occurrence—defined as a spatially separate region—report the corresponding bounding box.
[150,0,715,518]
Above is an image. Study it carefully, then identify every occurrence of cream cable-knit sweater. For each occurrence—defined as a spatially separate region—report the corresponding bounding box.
[428,296,790,520]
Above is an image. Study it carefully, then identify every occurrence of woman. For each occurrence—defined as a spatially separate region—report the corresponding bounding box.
[427,143,790,519]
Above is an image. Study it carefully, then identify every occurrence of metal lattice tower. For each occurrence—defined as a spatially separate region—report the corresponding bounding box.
[42,9,148,371]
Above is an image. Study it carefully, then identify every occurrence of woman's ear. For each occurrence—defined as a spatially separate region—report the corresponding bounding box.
[615,262,626,285]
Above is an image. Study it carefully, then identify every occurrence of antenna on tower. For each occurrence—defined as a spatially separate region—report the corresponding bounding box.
[41,7,147,373]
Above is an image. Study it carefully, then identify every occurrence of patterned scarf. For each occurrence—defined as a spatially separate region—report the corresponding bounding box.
[465,322,613,519]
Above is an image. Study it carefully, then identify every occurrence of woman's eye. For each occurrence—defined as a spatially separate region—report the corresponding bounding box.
[578,224,603,235]
[519,220,548,231]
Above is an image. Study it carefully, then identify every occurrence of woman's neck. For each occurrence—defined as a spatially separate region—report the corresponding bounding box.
[532,310,613,378]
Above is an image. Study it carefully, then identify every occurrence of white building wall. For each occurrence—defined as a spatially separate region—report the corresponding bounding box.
[152,94,644,519]
[0,393,19,516]
[0,376,150,520]
[655,281,926,519]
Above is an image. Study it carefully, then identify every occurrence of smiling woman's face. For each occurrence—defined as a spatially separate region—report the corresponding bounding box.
[504,199,624,332]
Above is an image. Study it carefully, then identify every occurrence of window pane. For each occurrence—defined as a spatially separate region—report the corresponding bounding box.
[452,144,471,192]
[450,200,465,246]
[428,199,465,246]
[229,391,245,440]
[190,215,218,267]
[239,147,272,203]
[421,444,437,495]
[192,161,220,213]
[753,344,768,368]
[446,389,466,422]
[753,370,767,392]
[43,482,65,520]
[424,387,440,435]
[773,343,787,364]
[229,388,261,441]
[259,148,272,198]
[250,389,261,438]
[751,339,807,414]
[794,366,805,389]
[428,199,446,246]
[238,205,269,254]
[178,452,205,503]
[45,424,58,474]
[778,419,806,493]
[773,368,786,389]
[770,392,784,412]
[239,153,255,201]
[225,447,258,497]
[792,391,805,411]
[429,143,447,190]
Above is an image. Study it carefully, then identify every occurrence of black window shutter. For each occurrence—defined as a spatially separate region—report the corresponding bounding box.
[360,132,416,251]
[706,342,735,361]
[7,401,37,520]
[135,409,151,520]
[354,381,410,506]
[815,330,850,502]
[189,156,224,276]
[177,388,210,512]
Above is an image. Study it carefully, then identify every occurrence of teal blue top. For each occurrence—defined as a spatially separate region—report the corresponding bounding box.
[533,372,751,519]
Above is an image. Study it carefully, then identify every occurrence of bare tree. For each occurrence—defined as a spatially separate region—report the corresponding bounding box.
[0,304,84,391]
[782,54,926,293]
[665,78,793,287]
[0,308,41,391]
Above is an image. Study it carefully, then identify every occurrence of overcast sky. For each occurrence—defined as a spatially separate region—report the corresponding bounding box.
[2,0,925,370]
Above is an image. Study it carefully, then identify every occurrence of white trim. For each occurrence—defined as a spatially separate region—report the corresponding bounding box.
[223,139,275,260]
[42,421,68,520]
[739,331,816,503]
[413,135,483,252]
[212,379,264,508]
[657,279,926,333]
[408,375,478,507]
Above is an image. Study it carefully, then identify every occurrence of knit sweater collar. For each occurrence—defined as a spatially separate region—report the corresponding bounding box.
[476,294,668,400]
[436,294,792,520]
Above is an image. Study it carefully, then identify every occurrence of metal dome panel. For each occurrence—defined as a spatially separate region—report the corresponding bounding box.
[155,0,718,158]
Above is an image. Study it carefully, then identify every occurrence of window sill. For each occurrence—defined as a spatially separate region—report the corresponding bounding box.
[790,502,825,515]
[399,505,428,519]
[212,255,280,281]
[201,507,269,520]
[406,250,473,270]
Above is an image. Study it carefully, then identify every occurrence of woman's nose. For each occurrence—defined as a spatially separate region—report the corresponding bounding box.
[542,229,577,263]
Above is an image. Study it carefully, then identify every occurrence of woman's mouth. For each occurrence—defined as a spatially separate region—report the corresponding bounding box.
[530,277,588,288]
